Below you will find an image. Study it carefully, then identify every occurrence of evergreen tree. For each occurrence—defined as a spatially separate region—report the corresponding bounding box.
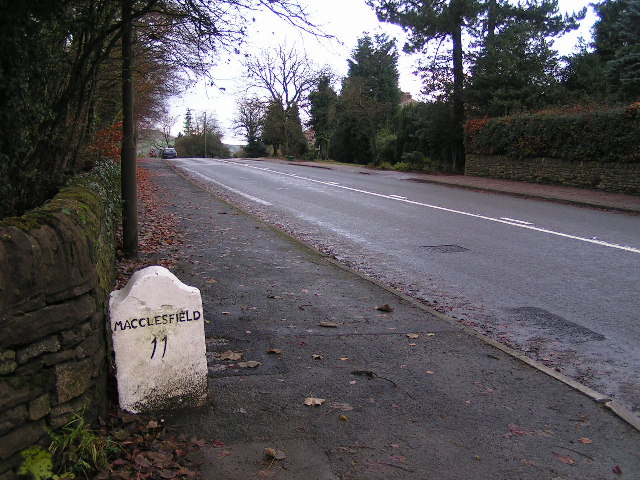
[605,0,640,100]
[367,0,584,170]
[467,25,562,116]
[560,44,607,102]
[261,101,307,156]
[183,108,193,136]
[593,0,628,64]
[330,34,402,164]
[309,75,338,160]
[235,97,268,158]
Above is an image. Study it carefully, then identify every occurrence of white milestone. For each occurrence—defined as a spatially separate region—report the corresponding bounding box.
[109,266,207,413]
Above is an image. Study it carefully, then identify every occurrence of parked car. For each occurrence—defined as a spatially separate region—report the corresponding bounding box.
[161,147,177,159]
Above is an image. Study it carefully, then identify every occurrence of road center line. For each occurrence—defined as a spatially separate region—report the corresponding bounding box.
[500,217,533,225]
[206,159,640,254]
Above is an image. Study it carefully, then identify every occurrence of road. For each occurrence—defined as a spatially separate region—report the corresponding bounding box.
[170,157,640,414]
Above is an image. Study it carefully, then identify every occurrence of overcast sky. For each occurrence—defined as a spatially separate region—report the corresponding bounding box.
[168,0,595,143]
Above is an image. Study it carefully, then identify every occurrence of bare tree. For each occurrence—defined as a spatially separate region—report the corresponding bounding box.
[159,111,177,147]
[2,0,325,217]
[244,44,321,111]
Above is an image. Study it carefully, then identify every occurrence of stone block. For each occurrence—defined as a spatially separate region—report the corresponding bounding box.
[28,395,50,421]
[16,336,60,365]
[55,359,92,404]
[0,350,16,375]
[0,226,45,315]
[0,376,46,411]
[41,350,77,367]
[0,454,22,480]
[75,331,100,359]
[0,420,45,460]
[1,295,96,349]
[60,322,92,349]
[109,266,207,413]
[49,395,90,429]
[0,405,28,436]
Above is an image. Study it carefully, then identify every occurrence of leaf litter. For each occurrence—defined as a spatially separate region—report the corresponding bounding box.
[93,407,204,479]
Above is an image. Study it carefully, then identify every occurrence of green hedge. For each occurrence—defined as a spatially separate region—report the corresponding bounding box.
[465,104,640,164]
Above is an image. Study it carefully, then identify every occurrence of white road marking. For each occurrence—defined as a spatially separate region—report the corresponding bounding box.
[186,159,640,254]
[188,169,273,206]
[500,217,533,225]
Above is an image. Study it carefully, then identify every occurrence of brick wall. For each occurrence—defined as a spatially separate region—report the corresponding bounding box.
[465,154,640,194]
[0,164,119,479]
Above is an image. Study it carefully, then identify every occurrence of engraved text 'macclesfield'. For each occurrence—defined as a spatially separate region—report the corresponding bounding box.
[112,310,202,332]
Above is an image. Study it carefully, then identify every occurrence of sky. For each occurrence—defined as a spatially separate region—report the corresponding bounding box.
[168,0,596,144]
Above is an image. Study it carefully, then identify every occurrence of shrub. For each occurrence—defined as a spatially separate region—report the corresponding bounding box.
[464,104,640,164]
[391,162,412,172]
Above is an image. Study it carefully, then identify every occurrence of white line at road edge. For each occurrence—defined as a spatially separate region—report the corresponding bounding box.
[190,159,640,254]
[188,169,273,206]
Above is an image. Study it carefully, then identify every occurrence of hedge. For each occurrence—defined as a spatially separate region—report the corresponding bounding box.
[465,103,640,164]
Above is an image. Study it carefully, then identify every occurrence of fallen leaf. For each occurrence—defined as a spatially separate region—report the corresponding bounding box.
[134,455,151,468]
[312,354,323,360]
[267,348,282,354]
[147,420,159,429]
[613,465,622,474]
[238,361,261,368]
[409,343,417,346]
[304,397,326,406]
[318,322,339,328]
[212,440,225,448]
[266,449,286,460]
[349,380,357,385]
[159,470,177,479]
[339,357,349,361]
[426,371,435,375]
[375,304,394,312]
[578,437,593,444]
[555,454,575,465]
[147,451,173,463]
[219,351,243,361]
[406,334,419,339]
[426,333,436,337]
[207,279,217,284]
[113,429,130,441]
[340,415,349,422]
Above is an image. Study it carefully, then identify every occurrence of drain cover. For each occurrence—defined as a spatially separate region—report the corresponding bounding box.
[420,245,469,253]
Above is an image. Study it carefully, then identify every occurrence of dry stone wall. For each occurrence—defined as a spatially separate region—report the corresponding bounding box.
[465,154,640,194]
[0,162,119,479]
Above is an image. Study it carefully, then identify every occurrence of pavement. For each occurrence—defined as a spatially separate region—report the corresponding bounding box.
[142,159,639,480]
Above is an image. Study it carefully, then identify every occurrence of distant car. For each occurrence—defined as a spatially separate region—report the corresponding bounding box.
[161,147,177,159]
